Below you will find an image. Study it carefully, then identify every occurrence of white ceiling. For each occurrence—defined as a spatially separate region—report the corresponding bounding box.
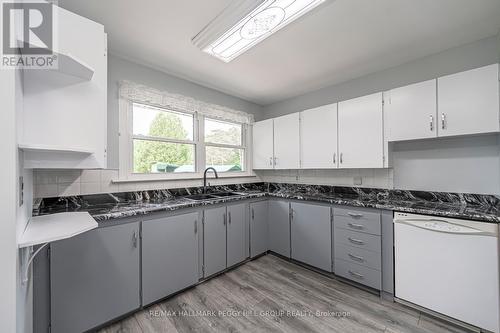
[59,0,500,105]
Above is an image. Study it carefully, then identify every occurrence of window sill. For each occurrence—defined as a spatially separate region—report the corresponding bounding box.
[111,173,258,184]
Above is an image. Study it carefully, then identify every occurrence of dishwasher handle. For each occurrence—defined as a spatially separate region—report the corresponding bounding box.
[394,218,497,236]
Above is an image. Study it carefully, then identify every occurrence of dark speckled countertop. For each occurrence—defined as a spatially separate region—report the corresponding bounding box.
[33,182,500,223]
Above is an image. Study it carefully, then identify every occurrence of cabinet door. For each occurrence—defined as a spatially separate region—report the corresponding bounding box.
[268,200,290,257]
[301,104,338,168]
[203,207,227,277]
[142,213,199,306]
[51,223,140,333]
[291,202,332,272]
[274,113,300,169]
[386,80,437,141]
[250,201,269,258]
[253,119,274,169]
[438,64,499,137]
[338,93,384,168]
[227,203,247,267]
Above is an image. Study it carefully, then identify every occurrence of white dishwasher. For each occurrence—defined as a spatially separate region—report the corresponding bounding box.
[394,212,500,332]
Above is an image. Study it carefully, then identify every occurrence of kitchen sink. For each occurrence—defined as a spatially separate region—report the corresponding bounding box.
[184,194,218,201]
[211,192,243,198]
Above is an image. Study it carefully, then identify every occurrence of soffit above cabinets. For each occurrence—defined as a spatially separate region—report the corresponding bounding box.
[58,0,500,105]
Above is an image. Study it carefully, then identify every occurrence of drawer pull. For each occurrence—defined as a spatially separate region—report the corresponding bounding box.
[348,222,364,230]
[348,270,364,279]
[347,212,363,218]
[348,253,365,262]
[348,237,365,245]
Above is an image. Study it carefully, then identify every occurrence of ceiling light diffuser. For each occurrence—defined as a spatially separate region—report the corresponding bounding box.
[193,0,328,63]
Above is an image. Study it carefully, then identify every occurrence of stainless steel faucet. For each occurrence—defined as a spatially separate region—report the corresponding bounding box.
[203,167,219,194]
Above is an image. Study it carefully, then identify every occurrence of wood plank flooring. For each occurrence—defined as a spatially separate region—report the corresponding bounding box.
[98,255,469,333]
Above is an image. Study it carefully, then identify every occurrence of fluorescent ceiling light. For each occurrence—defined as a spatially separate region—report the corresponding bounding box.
[193,0,328,63]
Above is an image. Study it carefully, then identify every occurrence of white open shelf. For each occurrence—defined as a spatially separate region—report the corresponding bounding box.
[18,212,98,248]
[18,40,95,81]
[18,143,94,155]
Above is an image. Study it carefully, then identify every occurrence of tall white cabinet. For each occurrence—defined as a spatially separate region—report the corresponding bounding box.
[20,5,108,169]
[438,64,499,137]
[300,104,338,169]
[385,80,437,141]
[338,93,384,168]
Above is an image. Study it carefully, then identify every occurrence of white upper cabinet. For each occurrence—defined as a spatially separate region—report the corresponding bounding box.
[386,80,437,141]
[338,93,384,168]
[437,64,499,137]
[252,119,274,169]
[273,113,300,169]
[20,5,107,169]
[300,104,338,169]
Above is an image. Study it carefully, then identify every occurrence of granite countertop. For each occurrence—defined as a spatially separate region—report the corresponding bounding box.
[34,182,500,224]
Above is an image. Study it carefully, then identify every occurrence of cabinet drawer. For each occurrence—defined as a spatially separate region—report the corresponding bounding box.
[335,228,381,253]
[334,207,381,235]
[335,244,381,270]
[335,258,382,290]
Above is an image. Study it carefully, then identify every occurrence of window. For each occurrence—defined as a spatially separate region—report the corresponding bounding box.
[122,101,250,179]
[204,118,245,172]
[132,103,195,174]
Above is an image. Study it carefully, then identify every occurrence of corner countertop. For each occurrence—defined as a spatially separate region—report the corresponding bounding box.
[33,183,500,224]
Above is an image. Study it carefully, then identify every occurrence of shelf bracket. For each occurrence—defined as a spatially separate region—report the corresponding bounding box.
[22,243,49,285]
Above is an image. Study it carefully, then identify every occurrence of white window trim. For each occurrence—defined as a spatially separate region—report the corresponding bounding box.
[118,82,255,181]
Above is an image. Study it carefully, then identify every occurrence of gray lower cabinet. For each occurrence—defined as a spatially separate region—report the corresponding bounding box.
[333,206,382,290]
[50,222,140,333]
[291,202,332,272]
[203,206,227,277]
[141,212,199,306]
[268,200,290,258]
[227,203,247,267]
[250,201,269,258]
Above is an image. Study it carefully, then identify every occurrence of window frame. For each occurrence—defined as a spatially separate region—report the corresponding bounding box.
[119,99,253,181]
[203,116,247,173]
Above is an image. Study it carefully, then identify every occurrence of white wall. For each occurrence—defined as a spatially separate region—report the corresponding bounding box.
[0,63,18,333]
[260,35,500,194]
[107,54,265,169]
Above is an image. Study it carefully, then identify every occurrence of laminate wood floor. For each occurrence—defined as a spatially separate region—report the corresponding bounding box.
[98,255,469,333]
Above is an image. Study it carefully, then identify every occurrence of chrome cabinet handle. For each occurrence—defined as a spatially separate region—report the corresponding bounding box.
[194,220,197,234]
[228,212,232,225]
[269,157,273,166]
[441,113,446,130]
[349,270,364,279]
[348,237,364,245]
[340,153,343,164]
[274,157,277,166]
[333,153,336,164]
[223,214,227,226]
[348,222,364,230]
[132,231,138,248]
[429,115,434,131]
[348,253,365,262]
[251,208,255,220]
[347,212,363,218]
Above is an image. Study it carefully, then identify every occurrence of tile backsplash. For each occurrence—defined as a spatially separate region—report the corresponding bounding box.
[254,169,394,189]
[33,169,262,198]
[33,168,394,198]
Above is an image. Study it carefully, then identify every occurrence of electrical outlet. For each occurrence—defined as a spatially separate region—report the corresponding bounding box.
[353,177,362,185]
